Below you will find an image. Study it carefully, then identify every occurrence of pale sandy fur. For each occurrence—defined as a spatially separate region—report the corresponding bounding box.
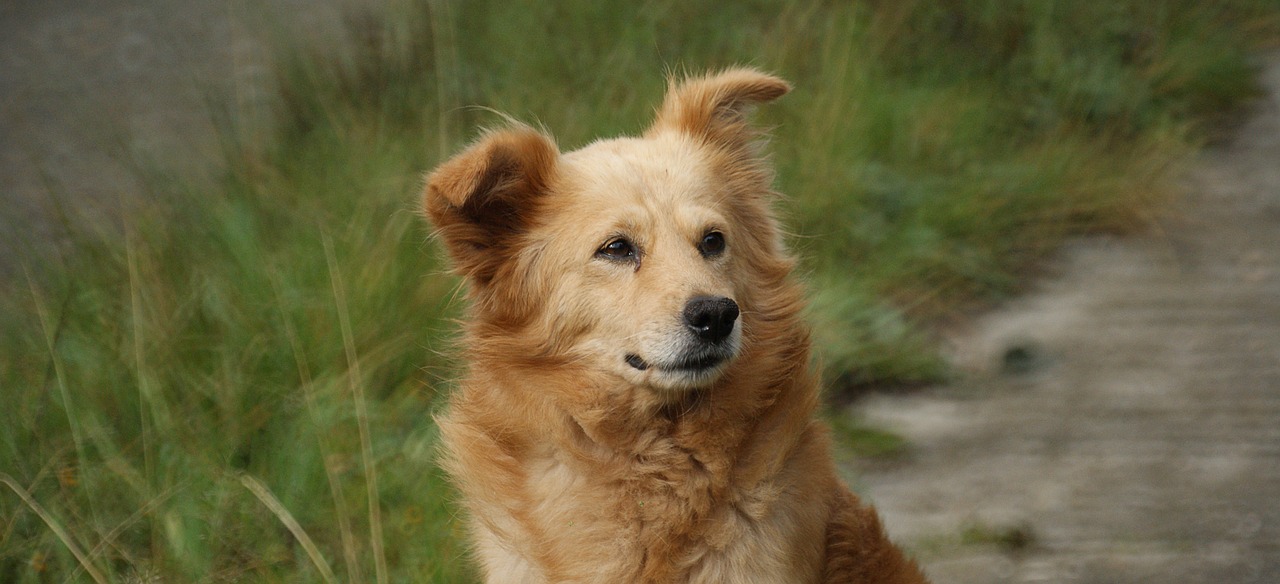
[423,68,930,584]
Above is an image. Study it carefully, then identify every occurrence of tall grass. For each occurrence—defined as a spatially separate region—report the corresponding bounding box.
[2,0,1276,581]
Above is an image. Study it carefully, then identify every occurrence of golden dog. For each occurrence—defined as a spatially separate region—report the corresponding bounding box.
[423,68,929,584]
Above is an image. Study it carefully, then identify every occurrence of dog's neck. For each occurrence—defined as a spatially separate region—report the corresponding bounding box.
[532,330,822,583]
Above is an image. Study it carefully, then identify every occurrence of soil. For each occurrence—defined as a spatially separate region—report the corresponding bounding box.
[852,52,1280,584]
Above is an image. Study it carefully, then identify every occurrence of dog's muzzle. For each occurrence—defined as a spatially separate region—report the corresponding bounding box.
[624,296,741,376]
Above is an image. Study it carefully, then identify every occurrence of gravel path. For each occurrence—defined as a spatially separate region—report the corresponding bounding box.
[855,53,1280,584]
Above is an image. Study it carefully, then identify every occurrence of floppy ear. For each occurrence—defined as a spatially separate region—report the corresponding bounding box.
[423,127,559,285]
[647,67,791,148]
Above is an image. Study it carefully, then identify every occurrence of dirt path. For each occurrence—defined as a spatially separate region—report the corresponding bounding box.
[854,53,1280,583]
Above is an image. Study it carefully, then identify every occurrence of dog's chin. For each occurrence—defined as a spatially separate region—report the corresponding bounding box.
[623,348,737,394]
[652,361,732,393]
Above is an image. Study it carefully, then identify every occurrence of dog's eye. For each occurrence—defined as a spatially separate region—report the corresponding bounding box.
[597,238,637,261]
[698,231,726,257]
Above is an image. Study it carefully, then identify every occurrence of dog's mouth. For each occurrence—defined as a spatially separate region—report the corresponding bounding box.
[669,352,728,371]
[625,353,650,371]
[624,350,731,374]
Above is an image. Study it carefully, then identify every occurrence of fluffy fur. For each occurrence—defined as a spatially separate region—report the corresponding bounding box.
[422,68,929,584]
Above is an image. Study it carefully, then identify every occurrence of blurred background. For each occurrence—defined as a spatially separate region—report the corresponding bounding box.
[2,1,1277,582]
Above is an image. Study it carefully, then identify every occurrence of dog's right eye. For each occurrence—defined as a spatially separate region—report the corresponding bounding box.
[596,238,637,261]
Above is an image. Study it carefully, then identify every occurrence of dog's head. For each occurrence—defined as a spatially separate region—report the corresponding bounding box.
[424,69,792,397]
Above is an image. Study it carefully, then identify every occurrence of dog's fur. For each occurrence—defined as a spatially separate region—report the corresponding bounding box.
[423,68,929,584]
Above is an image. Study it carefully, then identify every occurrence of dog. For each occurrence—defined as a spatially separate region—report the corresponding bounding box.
[422,68,929,584]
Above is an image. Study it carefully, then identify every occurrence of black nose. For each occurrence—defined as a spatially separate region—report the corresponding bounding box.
[683,296,739,343]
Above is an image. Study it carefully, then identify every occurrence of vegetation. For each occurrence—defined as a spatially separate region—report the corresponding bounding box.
[3,0,1276,581]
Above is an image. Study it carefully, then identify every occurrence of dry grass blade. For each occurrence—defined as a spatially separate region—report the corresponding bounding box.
[24,267,106,535]
[239,473,340,584]
[0,473,109,584]
[24,269,86,479]
[323,232,389,584]
[270,272,367,584]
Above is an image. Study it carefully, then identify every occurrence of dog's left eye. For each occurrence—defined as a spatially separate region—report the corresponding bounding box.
[698,231,726,257]
[597,238,637,261]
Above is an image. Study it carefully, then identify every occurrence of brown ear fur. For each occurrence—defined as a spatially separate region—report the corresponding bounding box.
[648,67,791,147]
[423,128,558,286]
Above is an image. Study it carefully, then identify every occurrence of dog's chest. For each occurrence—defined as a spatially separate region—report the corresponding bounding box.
[519,442,811,583]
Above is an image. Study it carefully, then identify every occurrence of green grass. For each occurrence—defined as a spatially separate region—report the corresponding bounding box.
[2,0,1277,581]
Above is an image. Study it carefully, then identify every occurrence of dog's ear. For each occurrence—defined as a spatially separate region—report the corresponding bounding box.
[423,127,558,285]
[648,67,790,148]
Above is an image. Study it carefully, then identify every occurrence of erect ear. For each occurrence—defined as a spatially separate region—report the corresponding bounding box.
[423,127,558,285]
[647,67,791,148]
